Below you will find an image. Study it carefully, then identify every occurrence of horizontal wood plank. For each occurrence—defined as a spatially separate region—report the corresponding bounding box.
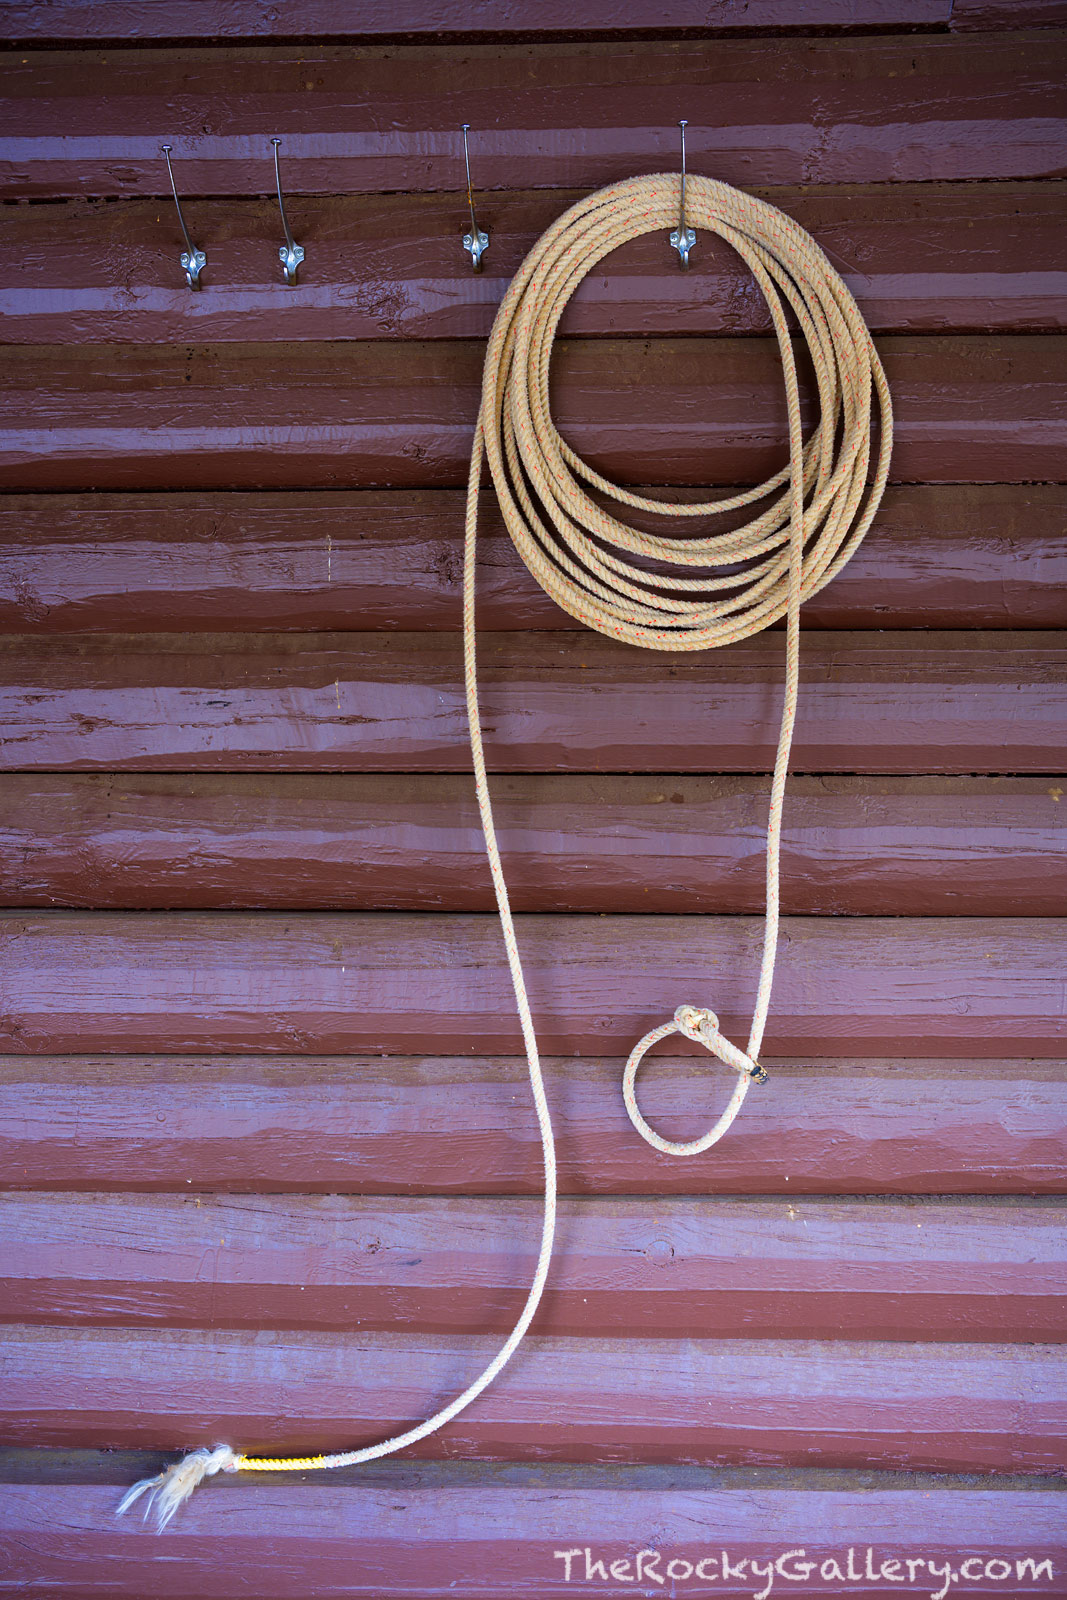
[5,183,1065,343]
[0,0,956,44]
[3,1323,1063,1470]
[0,631,1061,775]
[2,35,1064,199]
[4,1193,1062,1343]
[3,774,1064,915]
[1,337,1062,490]
[1,1465,1064,1599]
[3,1055,1063,1197]
[952,0,1067,26]
[4,484,1065,633]
[0,912,1062,1057]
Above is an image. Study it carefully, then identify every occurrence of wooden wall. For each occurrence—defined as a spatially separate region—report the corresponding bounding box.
[0,1,1065,1595]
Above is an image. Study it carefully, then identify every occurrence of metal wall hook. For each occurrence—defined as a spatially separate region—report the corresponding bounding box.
[161,144,207,290]
[460,124,489,272]
[271,138,305,286]
[669,120,696,271]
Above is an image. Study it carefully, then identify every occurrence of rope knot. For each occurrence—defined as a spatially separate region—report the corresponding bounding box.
[673,1003,718,1043]
[673,1004,768,1085]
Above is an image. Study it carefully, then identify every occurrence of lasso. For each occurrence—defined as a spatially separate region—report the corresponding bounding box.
[119,171,891,1529]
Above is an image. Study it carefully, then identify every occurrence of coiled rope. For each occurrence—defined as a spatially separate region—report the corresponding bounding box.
[118,171,891,1530]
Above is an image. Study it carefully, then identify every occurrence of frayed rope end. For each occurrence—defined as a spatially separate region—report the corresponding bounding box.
[116,1444,241,1532]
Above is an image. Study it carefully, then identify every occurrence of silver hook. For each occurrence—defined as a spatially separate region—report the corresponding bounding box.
[271,138,305,286]
[669,120,696,271]
[460,124,489,272]
[161,145,207,290]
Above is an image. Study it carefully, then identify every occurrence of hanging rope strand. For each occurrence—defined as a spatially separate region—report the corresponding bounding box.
[117,171,891,1530]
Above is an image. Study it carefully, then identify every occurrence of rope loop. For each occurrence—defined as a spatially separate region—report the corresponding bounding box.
[622,1003,766,1159]
[474,171,892,654]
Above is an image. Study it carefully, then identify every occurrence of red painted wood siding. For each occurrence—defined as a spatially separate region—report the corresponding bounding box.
[2,486,1065,632]
[3,1054,1063,1197]
[2,911,1064,1056]
[2,337,1062,489]
[4,775,1063,914]
[0,4,1064,1595]
[3,184,1065,345]
[3,37,1065,198]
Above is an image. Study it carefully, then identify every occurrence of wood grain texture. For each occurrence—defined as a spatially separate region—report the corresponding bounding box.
[0,0,956,43]
[4,484,1065,633]
[0,631,1061,775]
[5,183,1065,344]
[1,337,1062,490]
[2,35,1064,200]
[952,0,1067,26]
[1,1466,1063,1600]
[3,1055,1063,1197]
[3,1323,1063,1469]
[0,912,1063,1057]
[3,1193,1062,1343]
[3,774,1064,916]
